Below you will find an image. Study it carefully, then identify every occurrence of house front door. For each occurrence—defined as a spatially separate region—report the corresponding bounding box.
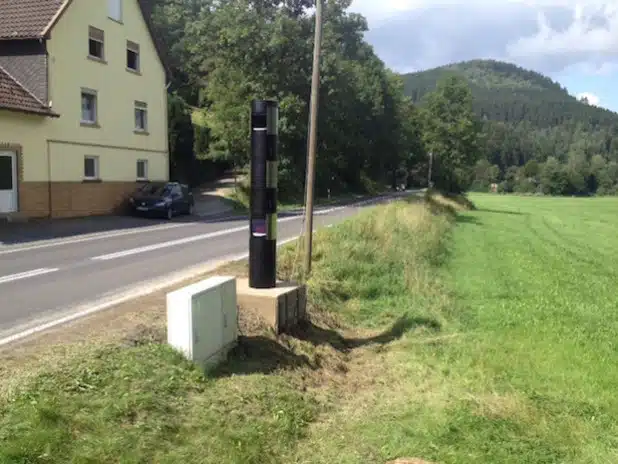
[0,151,18,213]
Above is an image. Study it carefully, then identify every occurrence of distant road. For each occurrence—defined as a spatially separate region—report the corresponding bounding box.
[0,191,417,343]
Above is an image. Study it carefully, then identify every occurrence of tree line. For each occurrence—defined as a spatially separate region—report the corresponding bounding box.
[149,0,486,198]
[150,0,419,198]
[155,2,618,199]
[404,60,618,196]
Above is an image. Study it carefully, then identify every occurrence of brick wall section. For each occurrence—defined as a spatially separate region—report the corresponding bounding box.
[20,181,141,218]
[3,142,144,219]
[19,182,49,217]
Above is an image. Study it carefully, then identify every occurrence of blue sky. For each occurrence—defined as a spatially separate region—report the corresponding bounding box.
[556,68,618,111]
[350,0,618,113]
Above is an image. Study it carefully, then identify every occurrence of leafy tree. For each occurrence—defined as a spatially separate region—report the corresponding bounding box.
[167,92,195,183]
[564,152,589,195]
[540,157,569,195]
[421,75,481,193]
[523,159,540,178]
[155,0,425,198]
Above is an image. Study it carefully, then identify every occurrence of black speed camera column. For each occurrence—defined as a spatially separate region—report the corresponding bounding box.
[249,100,279,289]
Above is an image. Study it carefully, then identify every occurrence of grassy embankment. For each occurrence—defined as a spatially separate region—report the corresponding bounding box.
[226,174,391,213]
[2,192,618,463]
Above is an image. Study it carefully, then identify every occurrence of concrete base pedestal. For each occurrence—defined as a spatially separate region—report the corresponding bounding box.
[236,278,307,334]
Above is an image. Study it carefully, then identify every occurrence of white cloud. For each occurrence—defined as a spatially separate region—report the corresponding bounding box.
[358,0,618,75]
[349,0,424,21]
[507,4,618,62]
[576,92,601,106]
[352,0,615,18]
[564,61,618,76]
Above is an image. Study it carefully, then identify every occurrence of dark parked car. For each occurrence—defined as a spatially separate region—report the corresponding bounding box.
[128,182,195,219]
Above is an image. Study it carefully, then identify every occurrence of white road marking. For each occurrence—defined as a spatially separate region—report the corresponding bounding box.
[0,235,300,347]
[0,193,418,346]
[0,193,399,257]
[90,198,393,262]
[0,268,59,285]
[315,206,346,214]
[90,215,299,261]
[0,222,195,256]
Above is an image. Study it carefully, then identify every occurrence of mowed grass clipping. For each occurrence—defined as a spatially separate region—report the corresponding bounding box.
[2,193,618,463]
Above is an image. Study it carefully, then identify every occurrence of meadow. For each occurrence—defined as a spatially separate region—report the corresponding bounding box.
[1,193,617,463]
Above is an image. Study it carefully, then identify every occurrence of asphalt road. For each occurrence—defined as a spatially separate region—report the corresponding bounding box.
[0,191,416,341]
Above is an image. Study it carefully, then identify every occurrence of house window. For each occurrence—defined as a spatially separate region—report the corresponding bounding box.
[81,89,98,124]
[137,160,148,180]
[84,156,99,180]
[108,0,122,22]
[88,26,105,61]
[127,41,140,72]
[134,101,148,132]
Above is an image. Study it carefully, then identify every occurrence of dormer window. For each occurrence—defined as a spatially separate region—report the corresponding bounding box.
[108,0,122,22]
[88,26,105,61]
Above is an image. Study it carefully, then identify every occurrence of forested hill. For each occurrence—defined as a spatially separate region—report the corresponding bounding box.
[403,60,618,195]
[402,59,618,130]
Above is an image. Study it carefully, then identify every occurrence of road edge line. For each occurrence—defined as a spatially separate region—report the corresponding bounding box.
[0,238,298,348]
[0,191,414,347]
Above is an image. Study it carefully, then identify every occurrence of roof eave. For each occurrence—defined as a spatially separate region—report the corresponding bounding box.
[0,35,44,41]
[0,105,60,118]
[41,0,73,38]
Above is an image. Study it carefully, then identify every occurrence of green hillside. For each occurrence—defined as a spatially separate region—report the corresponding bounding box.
[404,59,568,98]
[402,60,618,195]
[403,59,618,129]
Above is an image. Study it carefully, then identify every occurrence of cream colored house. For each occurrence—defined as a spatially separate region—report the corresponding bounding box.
[0,0,169,218]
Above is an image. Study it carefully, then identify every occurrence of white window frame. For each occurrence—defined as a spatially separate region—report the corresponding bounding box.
[134,101,148,132]
[84,156,100,180]
[81,88,98,125]
[136,159,148,181]
[108,0,123,22]
[127,40,140,72]
[88,26,105,61]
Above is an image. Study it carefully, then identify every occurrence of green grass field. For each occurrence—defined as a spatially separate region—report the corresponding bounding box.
[2,193,618,463]
[433,193,618,462]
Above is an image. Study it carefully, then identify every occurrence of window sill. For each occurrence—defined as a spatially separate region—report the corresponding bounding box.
[87,55,107,64]
[108,17,123,24]
[134,129,149,135]
[82,178,102,183]
[126,67,141,75]
[136,178,149,183]
[81,121,100,128]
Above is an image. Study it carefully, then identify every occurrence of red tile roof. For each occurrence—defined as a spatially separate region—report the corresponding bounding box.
[0,0,65,39]
[0,65,56,115]
[0,0,168,115]
[0,0,169,75]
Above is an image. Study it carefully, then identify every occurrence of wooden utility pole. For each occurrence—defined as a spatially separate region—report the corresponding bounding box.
[427,152,434,188]
[302,0,323,277]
